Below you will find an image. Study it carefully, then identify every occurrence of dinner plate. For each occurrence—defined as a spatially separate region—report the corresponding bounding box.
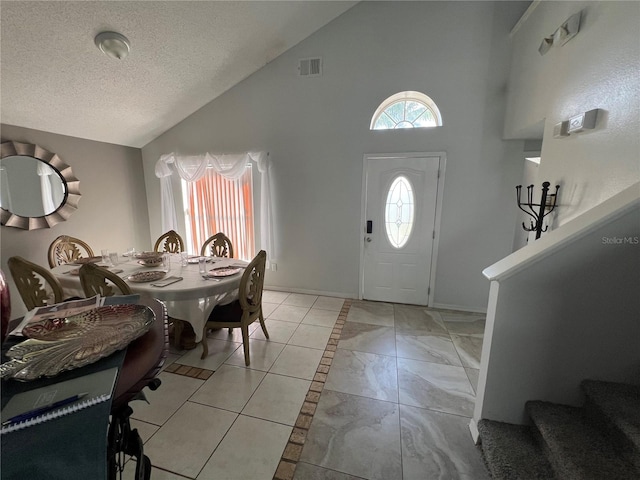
[127,271,166,283]
[209,266,242,277]
[1,304,155,380]
[72,256,102,265]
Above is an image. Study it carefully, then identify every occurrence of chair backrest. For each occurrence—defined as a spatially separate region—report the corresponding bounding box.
[79,263,132,298]
[48,235,95,268]
[153,230,184,254]
[1,269,11,342]
[200,232,234,258]
[238,250,267,317]
[7,256,64,311]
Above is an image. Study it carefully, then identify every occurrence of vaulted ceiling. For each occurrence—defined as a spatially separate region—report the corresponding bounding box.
[0,1,357,147]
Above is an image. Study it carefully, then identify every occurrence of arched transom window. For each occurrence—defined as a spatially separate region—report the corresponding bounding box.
[370,91,442,130]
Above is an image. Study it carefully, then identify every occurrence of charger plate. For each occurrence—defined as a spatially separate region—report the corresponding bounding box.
[209,266,242,277]
[138,258,163,267]
[134,252,162,260]
[0,304,155,381]
[72,256,102,265]
[187,256,215,264]
[65,268,123,276]
[127,271,166,283]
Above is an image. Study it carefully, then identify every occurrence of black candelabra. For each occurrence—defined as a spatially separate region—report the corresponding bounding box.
[516,182,560,240]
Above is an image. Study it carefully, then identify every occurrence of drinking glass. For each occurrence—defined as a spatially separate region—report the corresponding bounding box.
[162,254,171,273]
[198,257,207,275]
[180,252,189,267]
[101,249,112,266]
[109,252,119,266]
[173,257,183,276]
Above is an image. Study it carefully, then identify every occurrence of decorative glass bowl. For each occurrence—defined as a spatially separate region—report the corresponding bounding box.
[1,304,155,381]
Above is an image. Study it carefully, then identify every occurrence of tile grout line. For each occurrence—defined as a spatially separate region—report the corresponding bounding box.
[273,299,352,480]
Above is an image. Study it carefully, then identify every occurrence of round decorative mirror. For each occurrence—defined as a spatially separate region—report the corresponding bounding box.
[0,141,81,230]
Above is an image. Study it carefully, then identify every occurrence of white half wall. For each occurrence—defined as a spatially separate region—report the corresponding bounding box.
[1,124,151,318]
[474,185,640,425]
[141,1,529,310]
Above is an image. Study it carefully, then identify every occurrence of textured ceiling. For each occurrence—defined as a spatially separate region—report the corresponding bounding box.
[0,1,357,147]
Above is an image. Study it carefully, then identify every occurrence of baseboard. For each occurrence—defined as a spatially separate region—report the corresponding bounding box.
[432,302,487,314]
[259,288,487,311]
[469,418,480,444]
[263,284,356,300]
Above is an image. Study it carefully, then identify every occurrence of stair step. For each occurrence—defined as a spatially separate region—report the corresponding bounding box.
[527,400,639,480]
[581,379,640,470]
[477,419,556,480]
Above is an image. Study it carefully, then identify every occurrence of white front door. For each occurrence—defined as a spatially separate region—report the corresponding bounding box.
[361,154,442,305]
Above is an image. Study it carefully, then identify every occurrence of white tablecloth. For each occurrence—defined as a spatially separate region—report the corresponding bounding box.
[52,255,247,342]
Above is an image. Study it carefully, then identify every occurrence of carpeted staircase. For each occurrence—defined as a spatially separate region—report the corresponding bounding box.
[478,379,640,479]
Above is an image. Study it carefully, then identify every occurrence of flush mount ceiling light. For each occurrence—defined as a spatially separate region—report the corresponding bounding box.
[95,31,130,60]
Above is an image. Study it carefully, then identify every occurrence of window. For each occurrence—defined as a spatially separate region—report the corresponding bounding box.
[182,165,254,260]
[371,91,442,130]
[385,175,415,248]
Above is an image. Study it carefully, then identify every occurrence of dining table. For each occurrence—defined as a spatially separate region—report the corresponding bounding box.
[51,254,248,348]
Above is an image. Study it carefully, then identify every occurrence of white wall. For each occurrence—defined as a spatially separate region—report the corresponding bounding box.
[142,1,528,311]
[504,1,640,223]
[1,124,151,318]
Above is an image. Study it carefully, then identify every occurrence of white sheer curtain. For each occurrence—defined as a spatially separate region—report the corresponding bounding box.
[155,151,274,262]
[36,162,63,214]
[155,154,178,232]
[0,166,12,212]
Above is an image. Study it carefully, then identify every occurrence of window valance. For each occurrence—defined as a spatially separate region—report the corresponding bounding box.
[155,151,273,261]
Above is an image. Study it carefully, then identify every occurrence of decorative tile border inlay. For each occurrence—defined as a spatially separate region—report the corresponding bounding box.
[273,298,352,480]
[163,362,214,380]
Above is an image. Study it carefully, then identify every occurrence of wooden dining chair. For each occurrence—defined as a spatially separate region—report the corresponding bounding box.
[200,232,234,258]
[153,230,184,254]
[1,269,11,342]
[79,263,132,298]
[48,235,95,268]
[8,256,64,311]
[201,250,268,365]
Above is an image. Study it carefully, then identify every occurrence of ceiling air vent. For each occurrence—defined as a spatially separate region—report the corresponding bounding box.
[298,57,322,77]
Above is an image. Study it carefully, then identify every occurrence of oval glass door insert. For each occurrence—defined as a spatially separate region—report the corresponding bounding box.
[385,175,415,248]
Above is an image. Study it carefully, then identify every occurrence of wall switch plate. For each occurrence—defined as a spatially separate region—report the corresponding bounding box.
[271,263,277,272]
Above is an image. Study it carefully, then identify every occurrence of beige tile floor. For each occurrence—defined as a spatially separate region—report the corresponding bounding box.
[120,293,488,480]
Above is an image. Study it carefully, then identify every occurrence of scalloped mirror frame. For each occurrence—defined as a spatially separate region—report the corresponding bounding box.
[1,141,81,230]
